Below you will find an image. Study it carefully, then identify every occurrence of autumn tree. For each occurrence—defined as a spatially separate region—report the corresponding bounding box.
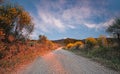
[0,2,34,42]
[65,43,74,49]
[74,41,84,49]
[85,37,97,49]
[106,18,120,40]
[97,35,108,47]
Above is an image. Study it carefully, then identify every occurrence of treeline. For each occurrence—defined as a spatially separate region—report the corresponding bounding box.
[65,35,109,50]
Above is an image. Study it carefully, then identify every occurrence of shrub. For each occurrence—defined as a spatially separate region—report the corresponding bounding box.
[85,37,97,49]
[97,35,108,47]
[65,43,74,49]
[73,41,84,49]
[38,35,47,43]
[47,40,55,49]
[91,47,109,57]
[91,46,120,59]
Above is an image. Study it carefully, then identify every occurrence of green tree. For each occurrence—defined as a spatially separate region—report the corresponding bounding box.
[0,2,34,42]
[106,18,120,40]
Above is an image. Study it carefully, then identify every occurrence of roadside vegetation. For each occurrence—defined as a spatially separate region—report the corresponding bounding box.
[64,17,120,71]
[0,35,59,73]
[64,36,120,71]
[0,1,59,73]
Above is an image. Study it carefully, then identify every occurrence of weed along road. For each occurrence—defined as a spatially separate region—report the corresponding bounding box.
[17,48,119,74]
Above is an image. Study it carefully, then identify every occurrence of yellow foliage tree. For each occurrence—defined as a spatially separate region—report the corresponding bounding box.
[85,37,97,49]
[0,2,34,41]
[66,43,74,49]
[74,41,84,49]
[97,35,108,47]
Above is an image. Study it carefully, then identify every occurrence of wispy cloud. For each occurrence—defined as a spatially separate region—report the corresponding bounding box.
[38,11,66,32]
[67,25,76,29]
[62,6,91,20]
[33,0,111,32]
[84,23,97,29]
[83,18,115,29]
[28,0,119,39]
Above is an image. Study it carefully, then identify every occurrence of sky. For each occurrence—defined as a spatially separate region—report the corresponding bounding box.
[12,0,120,40]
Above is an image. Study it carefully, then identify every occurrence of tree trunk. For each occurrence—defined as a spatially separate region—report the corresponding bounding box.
[117,34,120,40]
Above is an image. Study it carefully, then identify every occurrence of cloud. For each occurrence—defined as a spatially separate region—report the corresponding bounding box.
[83,18,115,29]
[62,6,91,21]
[29,0,118,39]
[101,18,115,28]
[31,0,80,34]
[38,11,66,32]
[61,1,110,30]
[67,25,76,29]
[84,23,97,29]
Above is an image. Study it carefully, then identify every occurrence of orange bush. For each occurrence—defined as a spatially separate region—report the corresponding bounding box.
[73,41,84,49]
[97,35,108,47]
[85,37,97,48]
[66,43,74,49]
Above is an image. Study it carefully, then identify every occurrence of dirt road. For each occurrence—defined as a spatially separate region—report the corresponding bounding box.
[17,48,119,74]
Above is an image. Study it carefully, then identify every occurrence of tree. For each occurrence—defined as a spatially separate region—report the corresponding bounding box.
[85,37,97,49]
[65,43,74,49]
[74,41,84,49]
[0,2,34,42]
[106,18,120,40]
[39,35,47,43]
[97,35,108,47]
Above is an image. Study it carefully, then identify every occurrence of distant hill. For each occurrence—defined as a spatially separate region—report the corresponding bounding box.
[52,38,83,45]
[52,37,120,46]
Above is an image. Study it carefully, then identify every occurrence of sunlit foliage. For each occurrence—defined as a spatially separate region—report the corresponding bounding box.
[0,38,59,73]
[97,35,108,47]
[85,37,97,48]
[73,41,84,49]
[0,2,34,42]
[65,41,84,50]
[66,43,74,49]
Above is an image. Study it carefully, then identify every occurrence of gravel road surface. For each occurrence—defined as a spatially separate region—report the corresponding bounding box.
[17,48,119,74]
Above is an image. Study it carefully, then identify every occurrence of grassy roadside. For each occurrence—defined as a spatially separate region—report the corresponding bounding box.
[65,48,120,72]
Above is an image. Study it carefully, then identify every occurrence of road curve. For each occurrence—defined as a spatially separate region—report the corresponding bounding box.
[17,48,119,74]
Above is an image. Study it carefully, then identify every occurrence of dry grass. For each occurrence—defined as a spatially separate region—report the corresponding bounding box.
[0,40,59,73]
